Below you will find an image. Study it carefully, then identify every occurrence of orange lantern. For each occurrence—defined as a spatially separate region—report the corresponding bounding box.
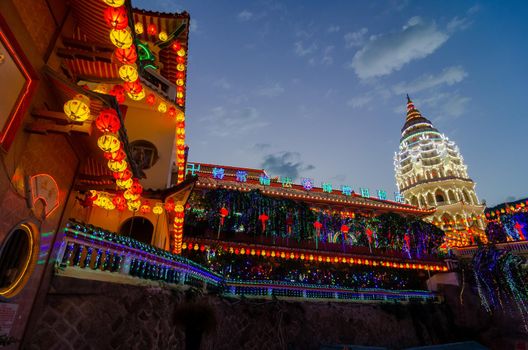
[95,108,121,133]
[147,23,157,36]
[130,178,143,195]
[104,148,126,162]
[124,80,142,95]
[116,177,133,189]
[103,6,128,30]
[109,84,126,104]
[113,168,132,181]
[103,0,125,7]
[145,93,156,105]
[112,192,126,211]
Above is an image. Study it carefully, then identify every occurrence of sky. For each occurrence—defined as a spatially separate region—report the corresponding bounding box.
[135,0,528,206]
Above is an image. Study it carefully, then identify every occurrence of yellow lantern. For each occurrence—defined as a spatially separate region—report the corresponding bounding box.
[158,31,168,41]
[176,79,184,86]
[109,28,133,49]
[97,134,121,153]
[152,204,163,215]
[124,189,140,201]
[176,128,185,136]
[176,64,185,72]
[105,201,116,210]
[157,102,167,113]
[127,90,145,101]
[127,199,141,212]
[176,91,184,99]
[103,0,125,7]
[116,178,133,189]
[108,159,127,172]
[175,204,184,213]
[118,65,138,82]
[93,84,108,94]
[176,113,185,122]
[177,48,186,57]
[134,22,144,34]
[64,94,90,122]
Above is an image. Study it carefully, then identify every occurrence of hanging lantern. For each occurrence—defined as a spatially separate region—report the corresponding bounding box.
[95,108,121,133]
[118,65,139,82]
[147,23,157,36]
[104,147,126,162]
[127,90,145,101]
[116,177,133,189]
[124,189,140,201]
[109,28,133,49]
[171,41,181,52]
[127,199,141,212]
[177,48,186,57]
[176,113,185,122]
[109,84,126,104]
[145,93,156,105]
[114,47,137,65]
[102,0,125,7]
[219,207,229,226]
[124,80,142,95]
[158,31,168,41]
[176,64,185,72]
[176,79,184,87]
[112,192,126,211]
[157,102,167,113]
[97,134,120,153]
[108,159,127,172]
[140,201,151,214]
[176,98,184,106]
[168,106,176,117]
[164,198,175,212]
[130,178,143,195]
[103,6,128,30]
[64,94,90,122]
[152,204,163,215]
[258,213,269,232]
[134,22,144,34]
[113,168,132,181]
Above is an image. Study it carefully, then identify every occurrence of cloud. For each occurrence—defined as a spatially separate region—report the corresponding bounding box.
[200,106,268,136]
[346,94,373,108]
[253,143,271,151]
[327,25,340,33]
[213,78,231,90]
[349,17,449,79]
[190,19,199,33]
[418,92,471,119]
[261,152,315,180]
[392,66,468,94]
[447,16,472,32]
[344,28,368,48]
[294,41,317,57]
[237,10,253,21]
[321,45,334,65]
[256,83,285,97]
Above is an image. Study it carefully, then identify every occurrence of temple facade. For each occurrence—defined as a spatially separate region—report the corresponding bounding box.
[394,96,486,246]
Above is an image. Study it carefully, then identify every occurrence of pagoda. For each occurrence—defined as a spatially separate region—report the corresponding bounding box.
[394,96,486,246]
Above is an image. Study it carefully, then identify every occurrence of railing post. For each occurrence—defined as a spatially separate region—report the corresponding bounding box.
[179,272,187,285]
[120,255,132,274]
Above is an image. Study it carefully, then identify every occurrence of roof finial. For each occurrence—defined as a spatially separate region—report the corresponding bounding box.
[406,94,412,103]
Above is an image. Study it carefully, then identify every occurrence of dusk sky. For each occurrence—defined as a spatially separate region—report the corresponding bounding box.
[136,0,528,206]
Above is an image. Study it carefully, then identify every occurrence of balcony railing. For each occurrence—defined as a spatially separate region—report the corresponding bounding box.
[453,240,528,258]
[55,221,438,303]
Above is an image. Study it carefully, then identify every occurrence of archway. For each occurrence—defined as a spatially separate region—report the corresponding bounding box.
[119,217,154,245]
[435,189,446,204]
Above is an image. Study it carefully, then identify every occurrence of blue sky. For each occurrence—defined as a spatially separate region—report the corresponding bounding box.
[136,0,528,206]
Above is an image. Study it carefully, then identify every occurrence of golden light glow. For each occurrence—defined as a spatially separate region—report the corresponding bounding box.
[103,0,125,7]
[177,48,186,57]
[134,22,144,34]
[127,199,141,211]
[157,102,167,113]
[109,28,133,49]
[158,31,168,41]
[97,134,121,153]
[152,204,164,215]
[107,159,127,172]
[116,178,133,189]
[118,65,139,82]
[63,94,90,122]
[127,90,145,101]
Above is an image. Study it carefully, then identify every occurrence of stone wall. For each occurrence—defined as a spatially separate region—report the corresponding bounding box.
[23,276,508,350]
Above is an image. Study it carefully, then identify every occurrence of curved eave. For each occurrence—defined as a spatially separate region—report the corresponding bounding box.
[400,176,475,193]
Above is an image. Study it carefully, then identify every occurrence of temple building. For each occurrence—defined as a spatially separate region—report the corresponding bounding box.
[394,96,486,246]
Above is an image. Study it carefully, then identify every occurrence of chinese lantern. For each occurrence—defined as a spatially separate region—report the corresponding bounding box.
[109,84,126,104]
[164,198,175,212]
[219,207,228,226]
[103,6,128,30]
[158,31,168,41]
[124,80,142,95]
[366,228,373,244]
[171,41,181,52]
[95,108,120,133]
[109,28,133,49]
[112,192,126,211]
[118,65,139,82]
[134,22,144,34]
[140,201,151,214]
[113,168,132,181]
[127,90,145,101]
[147,23,157,36]
[177,48,186,57]
[127,199,141,212]
[97,134,120,153]
[103,0,125,7]
[168,106,176,117]
[404,232,411,251]
[64,94,90,122]
[313,221,322,236]
[157,102,167,113]
[176,79,184,87]
[176,64,185,72]
[145,93,156,105]
[152,204,163,215]
[104,147,126,162]
[80,190,98,208]
[116,177,133,189]
[108,159,127,172]
[258,213,269,232]
[176,98,184,106]
[130,178,143,195]
[124,189,140,201]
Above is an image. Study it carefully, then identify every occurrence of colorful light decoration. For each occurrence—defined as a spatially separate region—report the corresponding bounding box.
[127,199,141,212]
[95,108,121,133]
[147,23,157,36]
[127,90,145,101]
[97,134,121,153]
[152,204,164,215]
[140,201,151,214]
[124,189,140,201]
[116,177,133,189]
[158,31,168,41]
[108,159,127,172]
[109,84,126,104]
[103,6,128,30]
[157,102,167,113]
[113,168,132,181]
[104,148,126,162]
[130,178,143,195]
[112,192,126,211]
[102,0,125,7]
[123,80,143,95]
[63,94,90,122]
[145,93,156,105]
[118,65,139,82]
[134,22,144,34]
[109,28,133,49]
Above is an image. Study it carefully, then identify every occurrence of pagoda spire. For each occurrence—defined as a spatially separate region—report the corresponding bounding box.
[405,94,423,121]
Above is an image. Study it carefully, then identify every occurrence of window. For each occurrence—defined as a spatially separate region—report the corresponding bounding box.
[0,223,37,297]
[119,217,154,245]
[130,140,159,170]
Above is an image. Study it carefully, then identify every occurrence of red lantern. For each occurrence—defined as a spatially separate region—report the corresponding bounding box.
[114,47,137,65]
[130,178,143,195]
[164,198,175,212]
[176,98,184,106]
[168,106,176,117]
[341,225,349,234]
[113,168,132,181]
[313,221,322,236]
[112,192,126,211]
[103,7,128,30]
[104,148,126,162]
[176,56,185,64]
[176,72,185,79]
[219,207,229,226]
[95,108,121,133]
[124,81,142,95]
[171,41,181,52]
[109,85,126,104]
[366,228,373,243]
[146,93,156,105]
[258,213,269,232]
[147,23,157,36]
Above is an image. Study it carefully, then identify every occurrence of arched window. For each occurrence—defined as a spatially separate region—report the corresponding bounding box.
[0,223,37,298]
[447,190,456,203]
[419,195,426,207]
[410,196,419,207]
[463,190,471,204]
[435,189,446,204]
[119,217,154,244]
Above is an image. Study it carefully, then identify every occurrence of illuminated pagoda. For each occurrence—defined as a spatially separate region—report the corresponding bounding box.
[394,96,486,247]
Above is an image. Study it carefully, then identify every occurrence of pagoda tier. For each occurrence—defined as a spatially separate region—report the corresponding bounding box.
[394,96,486,247]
